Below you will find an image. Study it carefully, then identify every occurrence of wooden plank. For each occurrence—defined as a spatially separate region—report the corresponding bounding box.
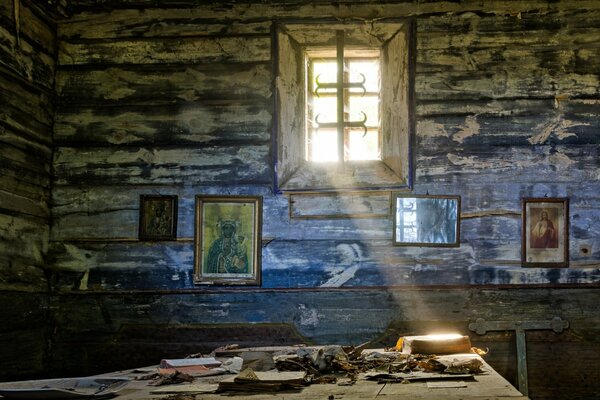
[0,175,50,204]
[0,165,51,201]
[0,125,52,163]
[417,145,600,184]
[290,192,391,219]
[0,189,48,219]
[54,103,272,146]
[416,114,600,147]
[418,8,600,34]
[416,71,600,101]
[53,145,271,185]
[55,63,272,106]
[50,238,595,290]
[58,11,271,40]
[51,185,268,240]
[417,45,600,75]
[418,23,600,51]
[58,36,271,66]
[50,185,391,240]
[0,71,53,127]
[63,1,600,24]
[0,26,55,89]
[0,141,50,174]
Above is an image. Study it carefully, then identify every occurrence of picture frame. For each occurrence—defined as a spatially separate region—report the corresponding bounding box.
[393,194,461,247]
[139,195,178,241]
[521,197,569,268]
[194,195,262,285]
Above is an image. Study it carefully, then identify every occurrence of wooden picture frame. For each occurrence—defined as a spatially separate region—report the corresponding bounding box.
[393,194,460,247]
[194,195,262,285]
[522,198,569,268]
[139,195,178,241]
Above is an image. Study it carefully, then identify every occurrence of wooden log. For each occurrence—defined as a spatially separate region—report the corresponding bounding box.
[50,185,393,240]
[46,238,575,290]
[417,99,555,117]
[417,46,599,75]
[58,12,271,40]
[63,2,600,25]
[418,9,600,34]
[417,145,600,184]
[53,144,271,185]
[55,63,272,106]
[418,24,600,51]
[58,36,271,66]
[54,103,272,146]
[416,71,600,101]
[416,114,600,147]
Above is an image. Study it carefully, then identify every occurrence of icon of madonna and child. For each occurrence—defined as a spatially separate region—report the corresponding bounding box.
[200,201,257,277]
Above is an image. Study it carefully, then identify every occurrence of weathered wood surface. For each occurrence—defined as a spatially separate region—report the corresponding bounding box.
[0,0,56,55]
[48,287,600,399]
[54,104,272,146]
[62,1,600,23]
[59,14,271,39]
[289,192,391,219]
[44,3,600,400]
[0,0,54,381]
[55,63,272,106]
[48,238,600,291]
[59,36,271,65]
[0,25,55,89]
[53,145,271,185]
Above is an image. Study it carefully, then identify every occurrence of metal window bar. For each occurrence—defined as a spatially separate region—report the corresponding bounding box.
[313,30,369,166]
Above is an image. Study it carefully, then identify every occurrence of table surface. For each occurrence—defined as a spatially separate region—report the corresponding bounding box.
[0,351,529,400]
[97,352,529,400]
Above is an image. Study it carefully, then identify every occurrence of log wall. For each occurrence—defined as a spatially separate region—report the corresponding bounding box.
[0,0,57,379]
[47,1,600,399]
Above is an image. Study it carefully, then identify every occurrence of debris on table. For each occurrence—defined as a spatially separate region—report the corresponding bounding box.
[139,341,486,393]
[217,368,307,392]
[440,357,483,374]
[144,371,194,386]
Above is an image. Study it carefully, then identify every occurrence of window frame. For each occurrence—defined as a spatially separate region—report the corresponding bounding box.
[275,20,415,192]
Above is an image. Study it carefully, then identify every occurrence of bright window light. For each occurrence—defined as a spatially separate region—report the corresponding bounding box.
[305,51,381,162]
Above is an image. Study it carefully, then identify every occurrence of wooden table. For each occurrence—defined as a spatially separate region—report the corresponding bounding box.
[95,353,528,400]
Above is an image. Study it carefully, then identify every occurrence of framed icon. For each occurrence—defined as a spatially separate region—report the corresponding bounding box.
[522,198,569,267]
[194,195,262,285]
[139,195,178,241]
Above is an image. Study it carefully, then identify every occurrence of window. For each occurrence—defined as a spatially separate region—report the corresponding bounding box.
[276,21,413,192]
[306,48,381,162]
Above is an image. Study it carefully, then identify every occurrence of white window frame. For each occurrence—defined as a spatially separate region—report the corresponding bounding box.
[275,20,414,192]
